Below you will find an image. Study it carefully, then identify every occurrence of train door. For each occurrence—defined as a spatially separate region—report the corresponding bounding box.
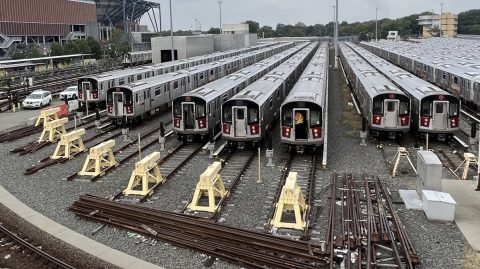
[384,100,399,128]
[432,101,448,130]
[144,90,151,112]
[81,81,90,100]
[293,109,309,140]
[113,92,124,116]
[233,106,247,137]
[182,102,195,130]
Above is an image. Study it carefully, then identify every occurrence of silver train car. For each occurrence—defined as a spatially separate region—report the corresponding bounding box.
[361,41,480,110]
[339,43,411,139]
[347,43,460,140]
[221,42,318,145]
[280,43,329,151]
[78,43,275,106]
[172,43,309,140]
[123,50,152,66]
[106,43,294,124]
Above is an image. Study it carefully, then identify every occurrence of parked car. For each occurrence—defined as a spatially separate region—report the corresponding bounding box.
[59,86,79,100]
[22,90,52,109]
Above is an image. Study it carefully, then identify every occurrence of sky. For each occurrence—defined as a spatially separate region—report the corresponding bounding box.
[140,0,479,32]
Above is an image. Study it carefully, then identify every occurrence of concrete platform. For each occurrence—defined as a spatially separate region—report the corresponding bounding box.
[442,179,480,251]
[0,184,163,269]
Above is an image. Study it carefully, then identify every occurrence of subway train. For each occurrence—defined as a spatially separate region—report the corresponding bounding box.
[221,42,318,146]
[106,42,295,124]
[361,40,480,110]
[77,43,275,107]
[339,43,411,139]
[122,50,152,66]
[172,42,309,141]
[280,42,329,152]
[346,42,460,141]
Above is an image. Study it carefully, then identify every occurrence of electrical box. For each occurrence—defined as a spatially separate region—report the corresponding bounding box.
[421,190,456,222]
[416,150,442,196]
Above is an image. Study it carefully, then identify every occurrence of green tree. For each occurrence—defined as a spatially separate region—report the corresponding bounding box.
[207,27,221,34]
[259,26,275,38]
[50,43,63,56]
[107,28,130,58]
[244,20,260,33]
[458,9,480,34]
[86,37,102,59]
[28,47,42,58]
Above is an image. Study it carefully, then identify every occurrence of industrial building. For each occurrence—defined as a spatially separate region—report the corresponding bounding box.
[0,0,160,59]
[418,12,458,38]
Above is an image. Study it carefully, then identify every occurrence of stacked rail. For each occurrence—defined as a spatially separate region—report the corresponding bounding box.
[69,194,329,269]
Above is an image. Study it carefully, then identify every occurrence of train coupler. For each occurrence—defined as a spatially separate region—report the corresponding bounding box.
[123,152,164,196]
[187,162,227,213]
[295,145,305,154]
[271,172,307,230]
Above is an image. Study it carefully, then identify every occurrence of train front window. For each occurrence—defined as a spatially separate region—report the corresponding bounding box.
[387,102,395,112]
[196,103,206,118]
[248,108,258,123]
[421,101,432,116]
[435,103,444,113]
[373,100,383,115]
[223,107,232,123]
[283,109,292,126]
[173,101,181,117]
[399,102,409,115]
[310,110,321,126]
[449,103,459,116]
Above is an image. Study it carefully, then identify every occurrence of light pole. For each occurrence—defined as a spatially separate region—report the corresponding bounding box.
[169,0,174,61]
[440,2,444,37]
[334,0,339,69]
[218,1,223,34]
[375,7,378,42]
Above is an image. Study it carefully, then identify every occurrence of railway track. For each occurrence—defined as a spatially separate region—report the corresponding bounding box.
[0,224,76,269]
[326,173,419,269]
[113,142,204,203]
[182,147,257,221]
[1,110,108,143]
[69,194,329,269]
[264,150,322,240]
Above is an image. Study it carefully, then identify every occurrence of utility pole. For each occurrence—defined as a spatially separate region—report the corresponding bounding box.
[440,2,444,37]
[123,0,127,39]
[334,0,339,69]
[375,7,378,42]
[169,0,174,61]
[218,1,223,34]
[158,4,162,32]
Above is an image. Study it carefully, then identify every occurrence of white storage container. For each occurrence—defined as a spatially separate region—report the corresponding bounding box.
[421,190,456,222]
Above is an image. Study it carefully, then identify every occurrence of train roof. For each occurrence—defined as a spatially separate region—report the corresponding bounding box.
[229,43,318,105]
[340,43,405,98]
[347,42,455,101]
[282,43,329,107]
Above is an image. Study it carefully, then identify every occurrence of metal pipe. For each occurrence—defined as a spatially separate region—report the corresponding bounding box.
[375,7,378,42]
[218,1,223,34]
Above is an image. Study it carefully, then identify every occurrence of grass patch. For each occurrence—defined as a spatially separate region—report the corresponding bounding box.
[341,81,362,137]
[462,246,480,269]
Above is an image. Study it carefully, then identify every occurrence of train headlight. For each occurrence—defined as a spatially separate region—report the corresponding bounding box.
[400,116,410,126]
[282,127,291,138]
[197,118,206,129]
[250,124,259,135]
[372,115,382,125]
[223,123,230,134]
[92,92,98,99]
[174,118,181,128]
[421,117,430,127]
[450,117,459,128]
[107,106,112,114]
[312,127,322,139]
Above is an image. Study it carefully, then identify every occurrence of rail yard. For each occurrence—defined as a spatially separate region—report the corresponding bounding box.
[1,2,480,269]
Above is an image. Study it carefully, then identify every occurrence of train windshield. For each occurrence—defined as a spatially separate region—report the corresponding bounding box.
[248,108,258,124]
[310,110,321,127]
[223,106,232,123]
[282,109,293,126]
[399,101,409,116]
[196,102,206,118]
[449,102,459,116]
[421,101,432,116]
[373,100,383,115]
[173,99,181,117]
